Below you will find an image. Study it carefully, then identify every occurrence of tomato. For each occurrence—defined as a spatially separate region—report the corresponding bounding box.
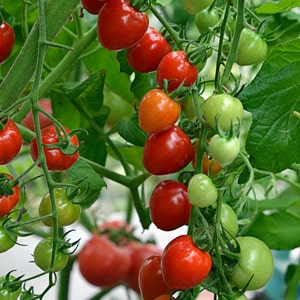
[202,94,244,131]
[195,9,219,33]
[181,0,213,14]
[39,188,81,227]
[208,134,240,167]
[21,99,53,132]
[138,89,181,134]
[30,125,79,171]
[0,275,21,300]
[161,235,212,290]
[0,174,20,218]
[0,119,22,165]
[124,242,162,293]
[142,125,194,175]
[0,226,17,253]
[34,237,69,272]
[187,174,218,208]
[126,27,172,73]
[182,94,204,120]
[0,21,15,64]
[78,234,131,288]
[236,28,268,66]
[138,255,173,300]
[81,0,106,14]
[150,180,192,231]
[97,0,149,50]
[230,236,274,290]
[156,51,198,92]
[220,203,238,237]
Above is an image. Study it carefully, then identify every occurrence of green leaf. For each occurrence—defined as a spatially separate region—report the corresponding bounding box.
[238,38,300,172]
[255,0,300,14]
[284,263,300,300]
[131,72,156,100]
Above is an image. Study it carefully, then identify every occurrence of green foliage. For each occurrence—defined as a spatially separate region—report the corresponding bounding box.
[256,0,300,14]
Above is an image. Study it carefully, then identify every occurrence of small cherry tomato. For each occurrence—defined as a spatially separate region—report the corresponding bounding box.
[181,0,213,14]
[0,275,21,300]
[97,0,149,50]
[220,203,239,237]
[0,119,22,165]
[156,51,198,92]
[138,89,181,134]
[161,235,212,290]
[81,0,106,14]
[142,125,194,175]
[0,21,15,64]
[0,225,17,253]
[126,27,172,73]
[30,125,79,171]
[150,180,191,231]
[195,9,219,33]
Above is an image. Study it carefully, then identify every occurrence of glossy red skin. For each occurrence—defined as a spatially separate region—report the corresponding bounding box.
[142,125,193,175]
[81,0,106,14]
[78,234,132,288]
[30,125,79,171]
[21,99,53,132]
[0,21,15,63]
[0,119,22,165]
[126,27,172,73]
[161,235,212,290]
[150,180,191,231]
[124,242,162,293]
[138,89,181,134]
[138,255,173,300]
[0,174,20,217]
[156,51,198,92]
[97,0,149,50]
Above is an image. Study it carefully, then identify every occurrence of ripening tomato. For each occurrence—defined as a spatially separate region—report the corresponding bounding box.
[0,173,20,218]
[0,119,22,165]
[142,125,194,175]
[126,27,172,73]
[81,0,106,14]
[78,234,132,288]
[97,0,149,50]
[138,255,173,300]
[0,21,15,64]
[0,275,21,300]
[138,89,181,134]
[161,235,212,290]
[156,51,198,92]
[150,180,191,231]
[30,125,79,171]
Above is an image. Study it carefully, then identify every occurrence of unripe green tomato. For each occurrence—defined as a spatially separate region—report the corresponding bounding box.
[0,227,17,253]
[202,94,244,131]
[236,28,268,66]
[195,9,219,33]
[220,203,238,237]
[182,94,204,120]
[187,174,218,208]
[0,275,21,300]
[181,0,213,14]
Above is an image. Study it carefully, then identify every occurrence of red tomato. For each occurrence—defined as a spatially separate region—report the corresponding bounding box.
[150,180,191,231]
[126,27,172,73]
[138,255,173,300]
[156,51,198,92]
[78,234,132,288]
[161,235,212,290]
[21,99,53,132]
[97,0,149,50]
[124,242,162,293]
[138,89,181,134]
[0,119,22,165]
[81,0,106,14]
[30,125,79,171]
[0,173,20,217]
[0,21,15,63]
[142,125,193,175]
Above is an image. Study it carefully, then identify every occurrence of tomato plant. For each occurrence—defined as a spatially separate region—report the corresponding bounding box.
[0,21,15,64]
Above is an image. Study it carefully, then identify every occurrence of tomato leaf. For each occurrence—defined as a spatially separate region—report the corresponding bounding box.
[238,38,300,173]
[255,0,300,14]
[284,263,300,300]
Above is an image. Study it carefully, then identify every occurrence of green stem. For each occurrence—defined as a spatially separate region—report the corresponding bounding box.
[58,256,76,300]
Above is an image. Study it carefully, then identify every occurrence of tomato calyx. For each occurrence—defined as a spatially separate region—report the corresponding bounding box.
[0,174,17,196]
[0,272,23,295]
[130,0,151,12]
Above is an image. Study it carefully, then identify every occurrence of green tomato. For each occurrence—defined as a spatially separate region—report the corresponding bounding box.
[181,0,213,14]
[195,9,219,33]
[34,237,69,272]
[0,227,17,253]
[236,28,268,66]
[202,94,244,131]
[220,203,238,237]
[182,94,204,120]
[230,236,274,290]
[208,134,240,167]
[187,174,218,208]
[0,275,21,300]
[39,188,81,227]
